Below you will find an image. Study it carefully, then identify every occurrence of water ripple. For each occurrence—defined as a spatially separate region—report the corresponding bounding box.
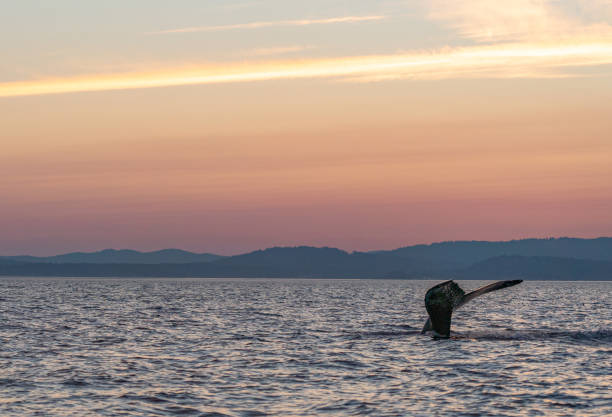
[0,278,610,416]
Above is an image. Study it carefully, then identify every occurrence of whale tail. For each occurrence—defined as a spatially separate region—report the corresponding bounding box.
[421,279,523,338]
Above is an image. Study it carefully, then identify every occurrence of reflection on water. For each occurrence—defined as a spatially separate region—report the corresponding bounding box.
[0,278,610,416]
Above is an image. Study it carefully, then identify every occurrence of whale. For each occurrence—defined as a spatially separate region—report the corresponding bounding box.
[421,279,523,338]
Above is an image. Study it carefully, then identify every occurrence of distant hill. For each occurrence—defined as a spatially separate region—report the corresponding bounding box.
[0,249,223,264]
[457,255,612,281]
[1,238,611,280]
[205,246,443,277]
[378,237,612,267]
[0,246,441,278]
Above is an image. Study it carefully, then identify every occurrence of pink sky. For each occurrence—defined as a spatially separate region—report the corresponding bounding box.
[1,2,611,255]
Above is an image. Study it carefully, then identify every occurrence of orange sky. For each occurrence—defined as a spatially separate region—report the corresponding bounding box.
[1,1,611,255]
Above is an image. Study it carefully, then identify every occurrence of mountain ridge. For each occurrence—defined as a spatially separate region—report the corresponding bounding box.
[0,248,224,264]
[5,237,611,264]
[0,237,611,280]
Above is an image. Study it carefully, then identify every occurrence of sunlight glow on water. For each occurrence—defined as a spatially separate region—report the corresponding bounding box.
[0,278,610,416]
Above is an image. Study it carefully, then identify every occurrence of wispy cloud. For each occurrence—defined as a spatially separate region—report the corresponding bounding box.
[149,15,386,34]
[428,0,612,42]
[2,42,611,97]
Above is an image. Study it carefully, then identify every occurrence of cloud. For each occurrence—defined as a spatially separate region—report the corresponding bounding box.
[149,15,386,35]
[2,41,611,97]
[428,0,612,42]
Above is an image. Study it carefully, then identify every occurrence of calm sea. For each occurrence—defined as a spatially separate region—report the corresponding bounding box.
[0,278,610,416]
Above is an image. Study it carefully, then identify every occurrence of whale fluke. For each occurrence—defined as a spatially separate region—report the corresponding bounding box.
[421,279,522,338]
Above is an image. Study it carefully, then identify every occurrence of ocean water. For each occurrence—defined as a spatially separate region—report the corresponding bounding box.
[0,278,610,417]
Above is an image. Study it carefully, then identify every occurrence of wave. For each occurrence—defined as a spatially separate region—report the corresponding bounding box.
[345,327,612,343]
[452,329,612,342]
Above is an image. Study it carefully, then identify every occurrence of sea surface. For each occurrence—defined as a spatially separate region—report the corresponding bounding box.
[0,278,610,417]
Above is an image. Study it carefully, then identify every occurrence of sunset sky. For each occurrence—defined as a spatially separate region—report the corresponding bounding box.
[2,1,611,256]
